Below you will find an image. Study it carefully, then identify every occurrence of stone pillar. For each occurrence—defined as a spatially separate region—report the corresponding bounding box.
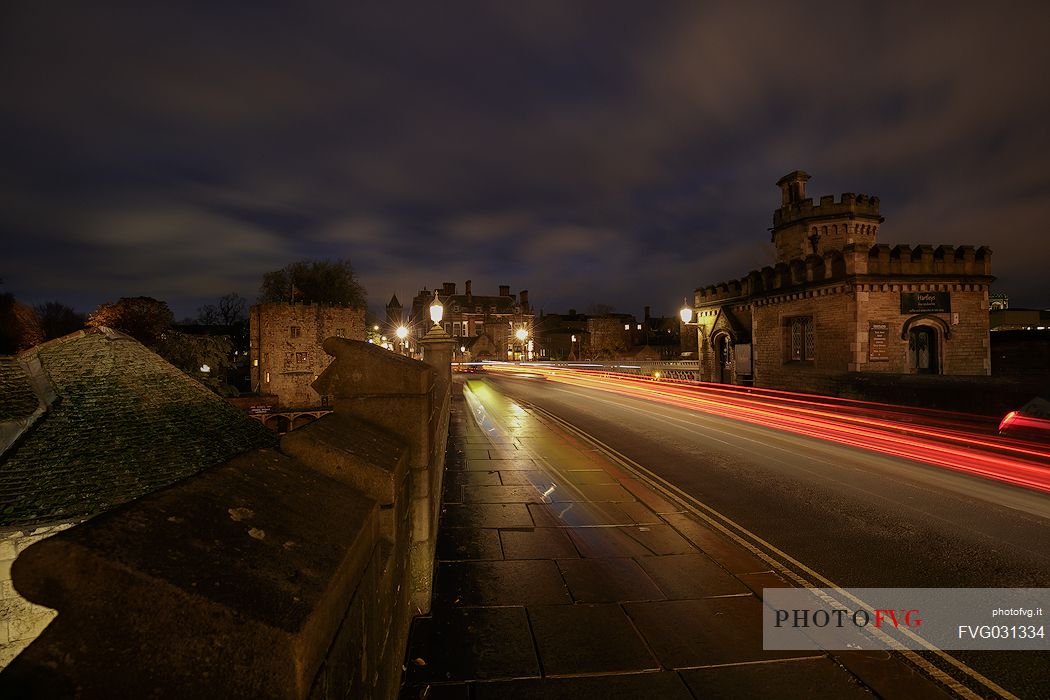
[420,325,455,401]
[413,324,455,614]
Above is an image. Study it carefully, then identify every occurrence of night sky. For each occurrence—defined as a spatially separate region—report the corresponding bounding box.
[3,2,1048,321]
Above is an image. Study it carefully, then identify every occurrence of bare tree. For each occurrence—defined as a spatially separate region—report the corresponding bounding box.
[88,297,174,347]
[217,293,246,325]
[35,301,86,340]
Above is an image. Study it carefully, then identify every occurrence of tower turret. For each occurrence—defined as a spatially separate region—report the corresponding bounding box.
[770,171,884,263]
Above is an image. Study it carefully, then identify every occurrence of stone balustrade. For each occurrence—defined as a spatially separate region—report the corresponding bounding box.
[0,335,454,700]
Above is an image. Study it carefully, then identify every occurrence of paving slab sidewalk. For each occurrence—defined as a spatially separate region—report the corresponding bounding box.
[400,380,953,699]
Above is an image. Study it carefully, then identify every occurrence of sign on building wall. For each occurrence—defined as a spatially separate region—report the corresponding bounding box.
[900,292,951,314]
[868,321,889,362]
[734,343,753,374]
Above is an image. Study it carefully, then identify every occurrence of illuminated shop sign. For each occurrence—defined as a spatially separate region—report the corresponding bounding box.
[900,292,951,314]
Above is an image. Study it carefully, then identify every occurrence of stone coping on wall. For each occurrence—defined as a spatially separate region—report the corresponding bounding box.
[2,447,382,698]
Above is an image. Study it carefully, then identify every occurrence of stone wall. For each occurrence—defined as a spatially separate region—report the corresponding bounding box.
[0,522,75,669]
[250,303,366,408]
[0,336,454,699]
[691,241,994,393]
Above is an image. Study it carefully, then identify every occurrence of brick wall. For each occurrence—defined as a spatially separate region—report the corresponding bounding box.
[752,286,854,393]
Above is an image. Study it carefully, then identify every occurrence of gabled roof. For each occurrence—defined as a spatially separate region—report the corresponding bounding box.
[387,294,401,308]
[0,328,276,527]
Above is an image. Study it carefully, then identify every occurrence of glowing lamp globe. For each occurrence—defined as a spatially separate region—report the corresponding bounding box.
[429,292,443,325]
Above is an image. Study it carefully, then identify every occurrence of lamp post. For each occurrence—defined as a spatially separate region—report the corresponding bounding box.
[680,297,704,378]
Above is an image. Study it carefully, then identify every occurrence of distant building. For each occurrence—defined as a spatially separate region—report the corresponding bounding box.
[249,303,366,407]
[688,171,994,392]
[0,327,275,666]
[989,307,1050,331]
[388,281,533,360]
[532,306,682,361]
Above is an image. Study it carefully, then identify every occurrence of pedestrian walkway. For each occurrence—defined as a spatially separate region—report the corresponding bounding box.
[400,379,952,699]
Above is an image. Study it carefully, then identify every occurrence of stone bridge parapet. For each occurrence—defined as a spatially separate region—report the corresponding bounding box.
[0,335,455,699]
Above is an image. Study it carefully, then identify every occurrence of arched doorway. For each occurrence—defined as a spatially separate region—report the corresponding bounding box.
[713,332,734,384]
[908,326,939,374]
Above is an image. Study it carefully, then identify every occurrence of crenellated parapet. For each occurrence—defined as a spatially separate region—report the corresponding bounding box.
[866,244,992,277]
[695,244,993,307]
[771,171,886,262]
[772,191,883,231]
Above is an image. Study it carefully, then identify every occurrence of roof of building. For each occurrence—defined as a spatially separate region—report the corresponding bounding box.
[0,328,277,527]
[0,356,39,422]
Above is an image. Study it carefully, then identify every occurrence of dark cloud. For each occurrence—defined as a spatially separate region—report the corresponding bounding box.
[2,1,1048,319]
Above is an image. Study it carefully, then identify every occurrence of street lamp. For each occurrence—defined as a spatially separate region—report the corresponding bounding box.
[395,325,409,354]
[429,290,443,326]
[680,298,694,324]
[514,327,528,361]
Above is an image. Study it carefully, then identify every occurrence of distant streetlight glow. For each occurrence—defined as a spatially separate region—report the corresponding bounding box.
[515,328,528,342]
[396,326,408,340]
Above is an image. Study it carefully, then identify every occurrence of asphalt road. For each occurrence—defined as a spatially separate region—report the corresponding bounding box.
[474,373,1050,700]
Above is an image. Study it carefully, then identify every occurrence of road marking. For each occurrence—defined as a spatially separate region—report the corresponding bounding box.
[527,401,1019,700]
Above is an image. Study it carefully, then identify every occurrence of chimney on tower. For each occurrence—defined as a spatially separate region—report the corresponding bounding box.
[465,279,472,303]
[519,290,529,311]
[442,282,456,296]
[499,284,510,297]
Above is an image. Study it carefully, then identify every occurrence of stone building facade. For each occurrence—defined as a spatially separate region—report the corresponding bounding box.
[689,171,994,393]
[388,281,533,360]
[249,303,366,407]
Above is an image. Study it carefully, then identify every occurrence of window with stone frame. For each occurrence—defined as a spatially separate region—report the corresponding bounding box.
[785,316,815,362]
[290,326,301,338]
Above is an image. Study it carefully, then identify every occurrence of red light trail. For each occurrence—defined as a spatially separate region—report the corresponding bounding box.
[480,364,1050,494]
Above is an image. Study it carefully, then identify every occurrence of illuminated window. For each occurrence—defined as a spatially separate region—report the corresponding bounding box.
[624,324,630,330]
[637,324,642,330]
[785,316,815,362]
[265,372,270,383]
[290,326,301,338]
[253,359,259,367]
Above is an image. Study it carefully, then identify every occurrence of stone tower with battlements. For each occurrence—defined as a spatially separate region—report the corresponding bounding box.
[771,170,884,262]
